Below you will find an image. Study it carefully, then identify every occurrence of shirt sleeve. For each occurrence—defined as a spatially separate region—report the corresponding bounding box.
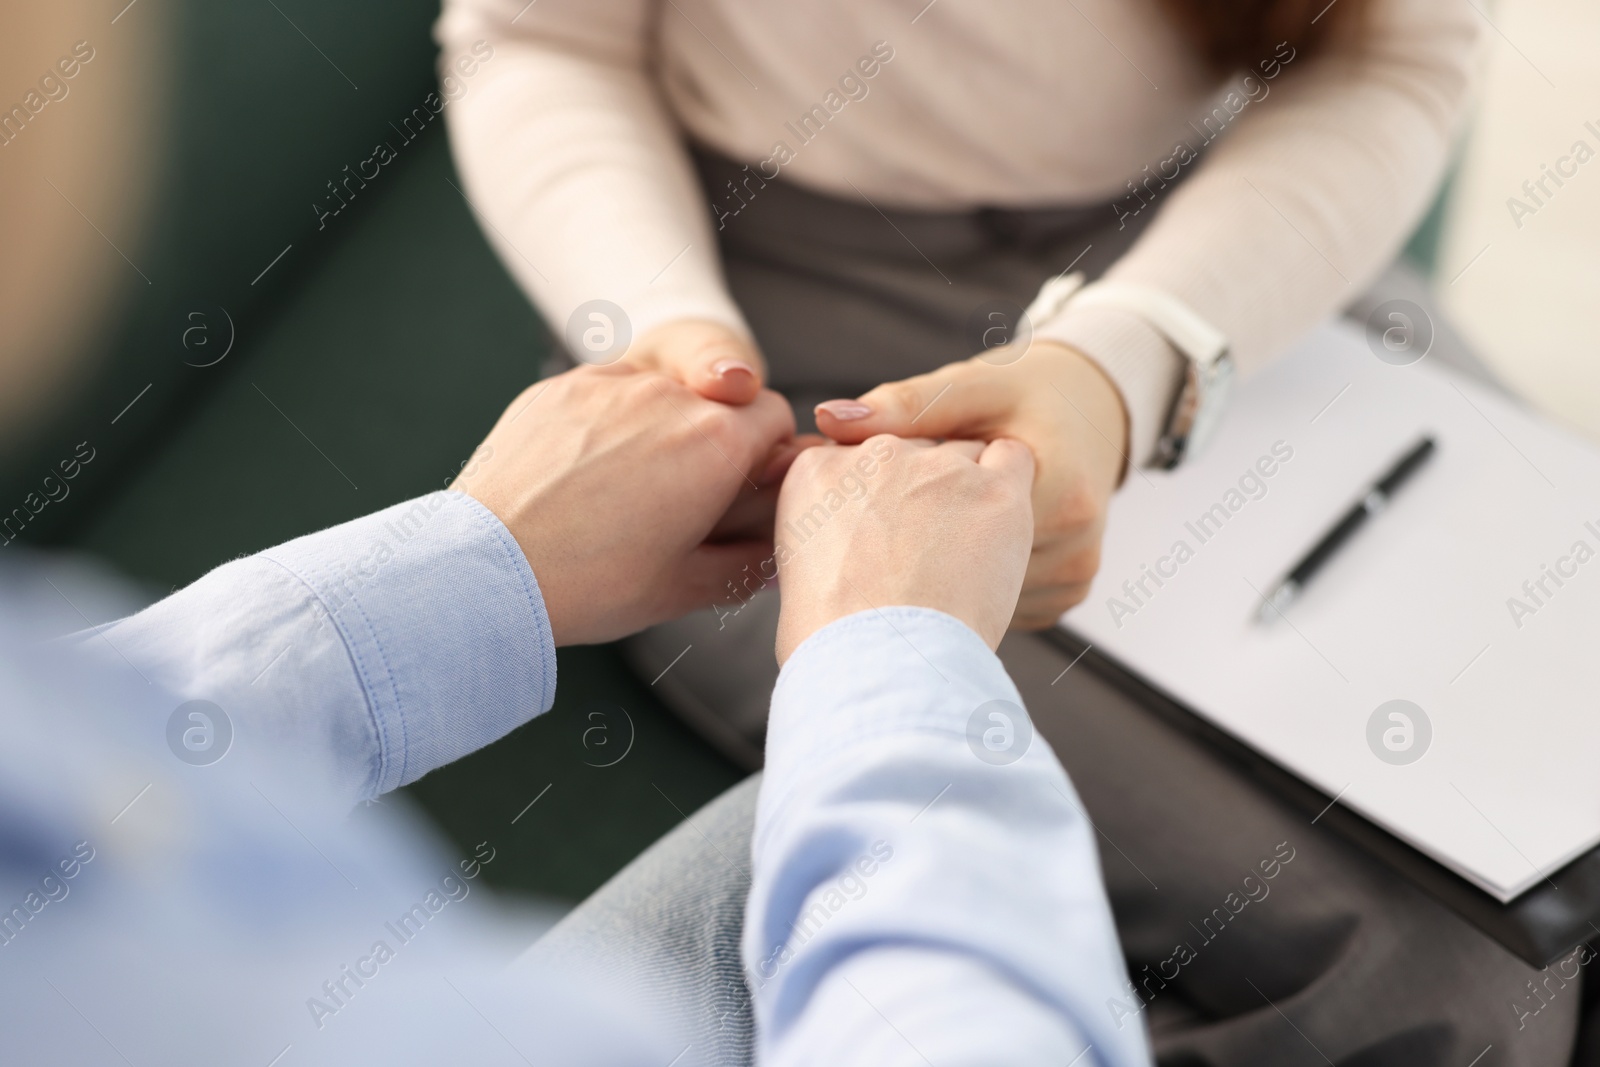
[435,0,751,347]
[747,607,1151,1067]
[70,490,556,809]
[1035,0,1481,466]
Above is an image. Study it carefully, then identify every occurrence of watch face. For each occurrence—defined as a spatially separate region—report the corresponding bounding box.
[1160,353,1233,469]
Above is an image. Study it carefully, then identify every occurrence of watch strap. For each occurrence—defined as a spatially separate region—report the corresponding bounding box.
[1025,274,1233,470]
[1069,281,1228,368]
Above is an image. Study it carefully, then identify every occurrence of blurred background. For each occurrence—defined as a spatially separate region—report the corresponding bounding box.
[1,0,1594,914]
[1436,0,1600,437]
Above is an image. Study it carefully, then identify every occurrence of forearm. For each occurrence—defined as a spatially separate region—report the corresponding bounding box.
[1037,0,1478,464]
[748,608,1150,1067]
[70,492,556,808]
[436,0,748,342]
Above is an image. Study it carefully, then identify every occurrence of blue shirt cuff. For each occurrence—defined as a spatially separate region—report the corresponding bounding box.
[762,607,1020,841]
[261,490,556,794]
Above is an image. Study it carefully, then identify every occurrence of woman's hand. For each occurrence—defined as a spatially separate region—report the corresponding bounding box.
[774,436,1036,664]
[813,341,1128,629]
[624,318,768,406]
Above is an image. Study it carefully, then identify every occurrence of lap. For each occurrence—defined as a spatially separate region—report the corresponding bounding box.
[621,611,1580,1065]
[693,145,1156,410]
[1002,633,1580,1066]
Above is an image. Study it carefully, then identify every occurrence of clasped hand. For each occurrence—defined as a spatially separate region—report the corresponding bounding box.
[452,359,1036,660]
[613,317,1131,630]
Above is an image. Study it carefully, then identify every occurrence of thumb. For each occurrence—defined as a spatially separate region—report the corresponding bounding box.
[815,362,1015,444]
[978,436,1037,493]
[631,319,767,405]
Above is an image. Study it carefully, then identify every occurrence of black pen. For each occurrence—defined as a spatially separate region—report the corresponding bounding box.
[1256,435,1437,622]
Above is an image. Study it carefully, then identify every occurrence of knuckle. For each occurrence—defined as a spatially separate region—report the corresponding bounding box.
[880,380,927,419]
[975,467,1028,511]
[630,368,674,400]
[1055,582,1092,610]
[689,401,739,442]
[1028,584,1089,624]
[787,446,829,480]
[908,451,962,491]
[1056,548,1102,587]
[863,433,900,456]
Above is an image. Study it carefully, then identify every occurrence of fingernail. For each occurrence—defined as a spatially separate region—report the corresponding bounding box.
[711,359,757,381]
[815,399,873,421]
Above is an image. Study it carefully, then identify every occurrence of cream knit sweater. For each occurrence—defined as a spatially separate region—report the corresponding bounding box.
[436,0,1478,464]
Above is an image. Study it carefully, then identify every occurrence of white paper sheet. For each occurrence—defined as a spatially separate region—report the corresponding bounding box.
[1061,319,1600,902]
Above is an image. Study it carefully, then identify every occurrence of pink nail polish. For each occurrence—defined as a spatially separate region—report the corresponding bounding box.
[711,359,756,380]
[815,400,873,421]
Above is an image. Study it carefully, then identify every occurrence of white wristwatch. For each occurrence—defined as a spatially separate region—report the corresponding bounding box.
[1025,273,1233,470]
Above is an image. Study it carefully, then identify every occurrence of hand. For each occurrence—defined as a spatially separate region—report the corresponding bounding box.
[813,341,1127,629]
[453,363,800,646]
[624,318,768,406]
[773,436,1035,664]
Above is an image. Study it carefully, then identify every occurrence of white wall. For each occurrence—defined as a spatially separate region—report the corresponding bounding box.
[1437,0,1600,441]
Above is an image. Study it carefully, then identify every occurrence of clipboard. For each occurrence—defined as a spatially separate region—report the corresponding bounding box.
[1061,319,1600,928]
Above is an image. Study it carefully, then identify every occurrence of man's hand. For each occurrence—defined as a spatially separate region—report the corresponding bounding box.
[813,342,1127,629]
[774,436,1035,664]
[453,363,799,646]
[624,318,767,406]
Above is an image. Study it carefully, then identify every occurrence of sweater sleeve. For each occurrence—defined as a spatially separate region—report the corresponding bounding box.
[1036,0,1481,465]
[435,0,751,347]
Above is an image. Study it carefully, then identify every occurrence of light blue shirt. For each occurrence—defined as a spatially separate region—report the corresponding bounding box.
[0,491,1149,1066]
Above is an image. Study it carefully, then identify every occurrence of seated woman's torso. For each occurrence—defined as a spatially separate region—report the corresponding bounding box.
[654,0,1232,209]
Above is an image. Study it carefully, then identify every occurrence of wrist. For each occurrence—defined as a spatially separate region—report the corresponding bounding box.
[778,581,1007,666]
[1027,340,1132,488]
[776,591,862,666]
[1030,304,1184,471]
[620,286,752,353]
[636,316,753,349]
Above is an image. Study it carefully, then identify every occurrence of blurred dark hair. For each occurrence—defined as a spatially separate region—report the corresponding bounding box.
[1159,0,1370,74]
